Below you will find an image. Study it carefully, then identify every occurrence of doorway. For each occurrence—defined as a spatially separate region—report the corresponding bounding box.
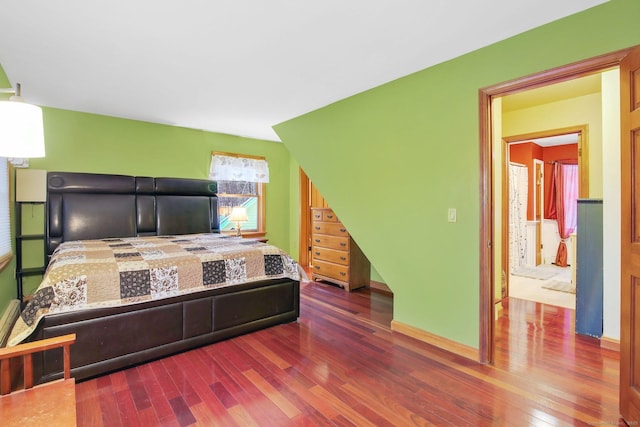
[502,128,585,309]
[478,48,629,365]
[298,169,328,268]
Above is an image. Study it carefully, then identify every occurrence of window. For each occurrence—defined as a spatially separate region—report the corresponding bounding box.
[0,159,12,269]
[209,152,269,235]
[217,180,264,233]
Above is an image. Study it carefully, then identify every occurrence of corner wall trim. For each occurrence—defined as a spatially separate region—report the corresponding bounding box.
[391,320,479,362]
[600,337,620,352]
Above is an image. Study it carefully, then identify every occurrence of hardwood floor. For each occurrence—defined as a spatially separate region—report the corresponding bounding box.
[73,281,621,426]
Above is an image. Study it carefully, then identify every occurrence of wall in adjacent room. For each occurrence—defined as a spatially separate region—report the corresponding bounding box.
[509,142,541,221]
[601,68,621,341]
[503,92,602,198]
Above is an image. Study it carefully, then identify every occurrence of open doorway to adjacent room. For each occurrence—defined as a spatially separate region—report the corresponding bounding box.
[502,127,585,310]
[478,49,627,365]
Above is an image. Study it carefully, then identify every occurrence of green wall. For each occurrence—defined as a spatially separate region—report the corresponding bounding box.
[275,0,640,348]
[0,97,294,313]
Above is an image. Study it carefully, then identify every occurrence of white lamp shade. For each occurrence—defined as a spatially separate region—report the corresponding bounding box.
[16,168,47,202]
[0,101,45,158]
[229,206,248,222]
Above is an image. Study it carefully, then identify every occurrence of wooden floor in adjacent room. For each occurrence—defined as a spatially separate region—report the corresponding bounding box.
[74,281,621,426]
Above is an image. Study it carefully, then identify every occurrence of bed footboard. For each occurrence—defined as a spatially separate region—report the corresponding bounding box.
[30,279,299,383]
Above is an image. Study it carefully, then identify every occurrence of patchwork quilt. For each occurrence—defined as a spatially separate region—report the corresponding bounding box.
[8,233,301,346]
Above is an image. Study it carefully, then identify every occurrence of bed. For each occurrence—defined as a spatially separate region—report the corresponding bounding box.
[7,171,300,384]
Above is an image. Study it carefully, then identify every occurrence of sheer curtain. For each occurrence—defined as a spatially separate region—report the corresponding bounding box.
[547,160,578,267]
[509,163,528,271]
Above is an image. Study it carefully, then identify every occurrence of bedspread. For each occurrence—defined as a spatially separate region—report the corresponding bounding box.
[8,234,301,346]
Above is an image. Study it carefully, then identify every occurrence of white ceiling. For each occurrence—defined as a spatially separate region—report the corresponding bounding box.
[0,1,607,142]
[511,133,580,147]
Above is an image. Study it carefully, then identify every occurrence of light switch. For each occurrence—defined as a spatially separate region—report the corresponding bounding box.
[448,208,457,223]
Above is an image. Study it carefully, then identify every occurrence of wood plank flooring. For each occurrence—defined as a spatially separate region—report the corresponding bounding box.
[73,281,621,426]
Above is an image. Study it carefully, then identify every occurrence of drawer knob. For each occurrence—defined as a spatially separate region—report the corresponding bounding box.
[315,239,321,243]
[315,226,321,230]
[340,272,346,276]
[327,215,333,219]
[340,228,346,233]
[340,242,346,247]
[315,252,320,256]
[340,256,346,261]
[314,265,320,270]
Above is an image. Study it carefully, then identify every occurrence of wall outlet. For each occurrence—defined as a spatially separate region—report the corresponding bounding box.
[448,208,457,222]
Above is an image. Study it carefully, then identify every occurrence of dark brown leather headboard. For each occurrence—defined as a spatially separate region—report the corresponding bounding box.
[46,172,219,257]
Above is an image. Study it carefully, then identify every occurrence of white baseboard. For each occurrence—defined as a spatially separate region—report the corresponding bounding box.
[0,299,20,347]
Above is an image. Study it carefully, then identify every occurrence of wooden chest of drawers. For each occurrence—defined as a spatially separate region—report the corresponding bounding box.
[311,208,370,291]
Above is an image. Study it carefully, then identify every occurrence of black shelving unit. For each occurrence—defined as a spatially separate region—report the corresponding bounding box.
[15,201,45,303]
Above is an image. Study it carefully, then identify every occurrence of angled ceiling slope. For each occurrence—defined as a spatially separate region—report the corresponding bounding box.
[0,1,607,142]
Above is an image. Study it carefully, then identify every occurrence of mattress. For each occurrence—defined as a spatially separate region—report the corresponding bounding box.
[8,233,301,346]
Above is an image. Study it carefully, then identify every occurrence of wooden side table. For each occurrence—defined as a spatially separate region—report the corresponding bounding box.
[0,334,77,426]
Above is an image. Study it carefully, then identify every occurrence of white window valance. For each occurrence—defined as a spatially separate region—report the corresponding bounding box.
[209,154,270,183]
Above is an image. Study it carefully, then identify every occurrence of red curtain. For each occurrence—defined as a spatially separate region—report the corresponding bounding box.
[547,160,578,267]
